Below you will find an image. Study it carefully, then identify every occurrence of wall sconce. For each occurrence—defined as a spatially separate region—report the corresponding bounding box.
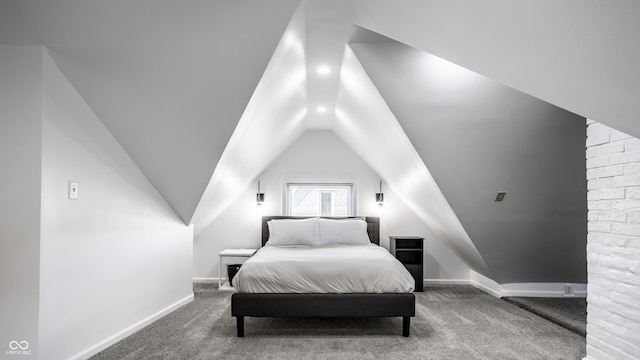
[375,180,384,206]
[256,180,264,205]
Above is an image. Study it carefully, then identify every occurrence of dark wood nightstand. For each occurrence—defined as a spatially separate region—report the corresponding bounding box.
[389,236,424,292]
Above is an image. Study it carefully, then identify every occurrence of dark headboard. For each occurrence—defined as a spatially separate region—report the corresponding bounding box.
[261,216,380,246]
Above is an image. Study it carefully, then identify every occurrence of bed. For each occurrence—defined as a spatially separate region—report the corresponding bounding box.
[230,216,416,337]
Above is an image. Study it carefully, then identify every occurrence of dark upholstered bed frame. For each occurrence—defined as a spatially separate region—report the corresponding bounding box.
[231,216,416,337]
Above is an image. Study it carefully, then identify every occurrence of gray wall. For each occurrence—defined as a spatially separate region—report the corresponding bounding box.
[351,40,587,284]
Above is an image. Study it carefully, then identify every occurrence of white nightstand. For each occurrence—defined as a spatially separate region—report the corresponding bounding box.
[218,248,257,291]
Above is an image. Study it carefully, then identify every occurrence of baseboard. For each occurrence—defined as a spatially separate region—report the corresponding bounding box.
[468,271,587,298]
[69,293,194,360]
[193,277,218,283]
[423,278,470,285]
[500,282,587,298]
[469,270,502,297]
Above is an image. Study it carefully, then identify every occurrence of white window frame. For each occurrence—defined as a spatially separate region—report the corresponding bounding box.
[285,182,356,216]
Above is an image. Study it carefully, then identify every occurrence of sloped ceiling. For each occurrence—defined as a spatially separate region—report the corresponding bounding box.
[190,2,308,233]
[0,0,301,223]
[333,45,495,279]
[351,0,640,139]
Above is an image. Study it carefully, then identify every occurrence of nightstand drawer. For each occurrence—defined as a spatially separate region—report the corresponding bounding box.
[221,255,254,265]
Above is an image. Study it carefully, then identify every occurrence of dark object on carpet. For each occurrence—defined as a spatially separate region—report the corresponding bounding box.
[503,296,587,336]
[227,264,241,283]
[92,284,586,360]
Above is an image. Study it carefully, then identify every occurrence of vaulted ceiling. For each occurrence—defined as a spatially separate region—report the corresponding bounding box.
[2,0,639,284]
[0,0,301,223]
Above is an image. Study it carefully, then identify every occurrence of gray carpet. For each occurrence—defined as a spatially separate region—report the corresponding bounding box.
[92,284,586,359]
[503,297,587,336]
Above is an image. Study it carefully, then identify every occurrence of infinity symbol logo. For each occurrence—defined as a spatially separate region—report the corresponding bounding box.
[9,341,29,350]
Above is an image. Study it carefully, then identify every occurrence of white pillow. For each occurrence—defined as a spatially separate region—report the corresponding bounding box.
[316,218,371,246]
[266,218,318,246]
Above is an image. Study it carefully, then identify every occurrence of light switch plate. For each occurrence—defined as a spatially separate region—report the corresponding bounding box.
[69,181,79,199]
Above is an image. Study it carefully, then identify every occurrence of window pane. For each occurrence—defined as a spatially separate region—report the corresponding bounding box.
[287,183,353,216]
[320,192,332,216]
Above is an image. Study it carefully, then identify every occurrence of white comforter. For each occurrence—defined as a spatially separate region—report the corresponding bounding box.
[232,244,415,293]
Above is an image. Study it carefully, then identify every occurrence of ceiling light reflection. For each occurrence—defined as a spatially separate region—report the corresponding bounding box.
[316,66,331,76]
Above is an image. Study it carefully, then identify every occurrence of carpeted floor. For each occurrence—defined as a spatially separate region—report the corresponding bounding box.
[503,296,587,336]
[92,284,586,359]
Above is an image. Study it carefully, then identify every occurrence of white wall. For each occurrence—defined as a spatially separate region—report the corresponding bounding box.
[38,51,193,360]
[586,120,640,359]
[0,45,42,358]
[194,130,470,282]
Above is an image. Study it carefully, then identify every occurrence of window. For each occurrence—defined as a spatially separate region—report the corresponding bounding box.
[286,183,354,216]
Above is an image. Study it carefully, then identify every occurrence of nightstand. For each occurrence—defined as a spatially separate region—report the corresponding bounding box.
[389,236,424,292]
[218,248,257,291]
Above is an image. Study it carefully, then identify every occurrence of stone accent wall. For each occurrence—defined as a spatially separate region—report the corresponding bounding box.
[586,119,640,359]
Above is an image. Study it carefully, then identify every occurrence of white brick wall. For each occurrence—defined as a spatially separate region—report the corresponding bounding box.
[586,119,640,360]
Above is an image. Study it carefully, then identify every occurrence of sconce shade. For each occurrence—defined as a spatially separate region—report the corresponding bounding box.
[376,180,384,206]
[256,180,264,205]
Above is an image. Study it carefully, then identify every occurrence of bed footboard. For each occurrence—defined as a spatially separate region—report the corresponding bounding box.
[231,293,415,337]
